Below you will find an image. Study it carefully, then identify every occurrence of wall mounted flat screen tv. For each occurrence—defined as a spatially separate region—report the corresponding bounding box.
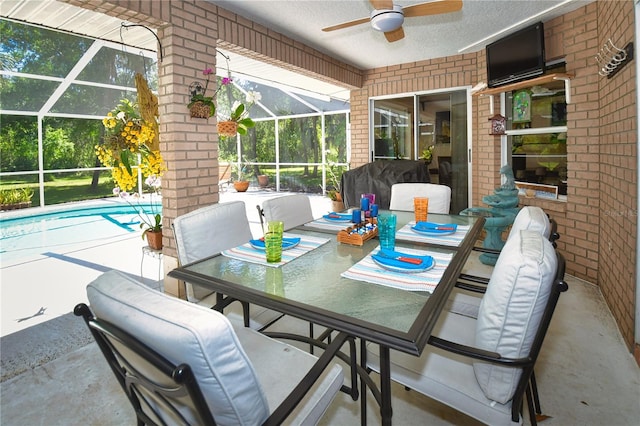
[486,22,545,88]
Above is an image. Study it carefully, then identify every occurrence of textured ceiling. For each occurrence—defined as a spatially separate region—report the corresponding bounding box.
[207,0,595,69]
[2,0,596,100]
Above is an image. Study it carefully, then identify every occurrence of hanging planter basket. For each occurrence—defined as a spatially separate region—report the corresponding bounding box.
[189,101,211,119]
[217,121,238,137]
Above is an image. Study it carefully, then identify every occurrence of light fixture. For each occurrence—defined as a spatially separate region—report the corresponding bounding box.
[370,5,404,33]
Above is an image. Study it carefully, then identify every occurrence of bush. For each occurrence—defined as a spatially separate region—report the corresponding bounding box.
[0,187,34,205]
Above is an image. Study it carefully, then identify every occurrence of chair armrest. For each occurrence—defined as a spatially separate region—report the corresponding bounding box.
[471,246,501,255]
[428,335,532,368]
[455,273,489,294]
[264,332,350,425]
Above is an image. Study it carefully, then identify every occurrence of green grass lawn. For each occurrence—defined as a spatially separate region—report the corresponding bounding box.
[1,173,116,206]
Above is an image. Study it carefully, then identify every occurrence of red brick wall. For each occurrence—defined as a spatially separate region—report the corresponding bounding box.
[67,0,638,353]
[594,0,637,353]
[352,2,637,352]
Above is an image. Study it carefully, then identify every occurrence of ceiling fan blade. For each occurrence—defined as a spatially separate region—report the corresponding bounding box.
[322,16,371,32]
[384,26,405,43]
[403,0,463,18]
[370,0,394,10]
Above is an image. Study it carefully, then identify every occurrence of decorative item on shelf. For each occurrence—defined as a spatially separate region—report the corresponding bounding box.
[114,175,163,249]
[489,114,506,135]
[421,145,435,164]
[512,90,532,123]
[96,74,165,192]
[337,218,378,246]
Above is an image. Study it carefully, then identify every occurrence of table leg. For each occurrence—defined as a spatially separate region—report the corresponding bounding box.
[379,344,393,425]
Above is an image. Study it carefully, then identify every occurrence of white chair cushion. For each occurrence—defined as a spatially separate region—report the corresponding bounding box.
[87,270,343,426]
[389,183,452,214]
[508,206,551,241]
[173,201,253,302]
[366,311,520,426]
[173,201,253,266]
[262,194,314,230]
[87,270,270,425]
[474,230,557,403]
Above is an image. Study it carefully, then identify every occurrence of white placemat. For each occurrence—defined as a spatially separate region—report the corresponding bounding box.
[222,233,330,268]
[395,221,470,247]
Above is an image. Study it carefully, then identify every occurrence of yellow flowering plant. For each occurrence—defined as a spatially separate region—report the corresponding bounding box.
[96,98,165,191]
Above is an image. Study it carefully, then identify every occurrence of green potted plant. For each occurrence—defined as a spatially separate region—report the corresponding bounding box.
[232,161,252,192]
[115,175,163,250]
[326,163,344,211]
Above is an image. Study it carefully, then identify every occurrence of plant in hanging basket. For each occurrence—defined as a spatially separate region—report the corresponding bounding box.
[216,91,260,138]
[187,68,230,119]
[217,120,238,137]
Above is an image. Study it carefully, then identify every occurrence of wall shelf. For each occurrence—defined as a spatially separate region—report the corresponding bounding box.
[473,73,573,115]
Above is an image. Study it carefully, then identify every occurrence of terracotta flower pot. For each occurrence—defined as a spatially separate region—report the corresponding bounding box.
[257,174,269,187]
[217,121,238,137]
[146,230,163,250]
[233,180,250,192]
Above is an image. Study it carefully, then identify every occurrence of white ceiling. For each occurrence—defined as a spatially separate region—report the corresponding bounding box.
[207,0,595,69]
[1,0,595,100]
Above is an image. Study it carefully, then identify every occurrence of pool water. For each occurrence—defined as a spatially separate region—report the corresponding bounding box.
[0,200,162,266]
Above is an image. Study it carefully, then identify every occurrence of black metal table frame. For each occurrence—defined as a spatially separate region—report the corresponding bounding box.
[168,214,484,425]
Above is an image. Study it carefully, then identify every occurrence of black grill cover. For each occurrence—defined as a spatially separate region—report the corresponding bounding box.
[340,160,430,209]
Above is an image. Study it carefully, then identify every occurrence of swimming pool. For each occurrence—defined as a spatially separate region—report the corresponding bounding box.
[0,199,162,266]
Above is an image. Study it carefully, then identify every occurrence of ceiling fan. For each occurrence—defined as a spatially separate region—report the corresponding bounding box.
[322,0,463,43]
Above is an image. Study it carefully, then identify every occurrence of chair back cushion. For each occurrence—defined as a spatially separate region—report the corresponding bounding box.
[509,206,551,240]
[389,183,452,213]
[87,270,270,425]
[262,194,314,230]
[474,230,557,403]
[173,201,253,265]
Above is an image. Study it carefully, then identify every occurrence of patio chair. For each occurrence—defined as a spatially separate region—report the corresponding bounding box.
[257,194,314,231]
[172,201,284,330]
[366,230,567,425]
[75,270,345,426]
[457,206,560,294]
[389,183,452,214]
[450,206,561,418]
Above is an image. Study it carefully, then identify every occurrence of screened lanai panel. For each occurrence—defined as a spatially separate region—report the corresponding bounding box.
[241,122,276,162]
[296,93,350,112]
[76,46,157,88]
[0,115,38,172]
[0,76,58,111]
[278,116,322,163]
[50,84,136,115]
[0,19,92,77]
[232,78,317,117]
[325,113,348,163]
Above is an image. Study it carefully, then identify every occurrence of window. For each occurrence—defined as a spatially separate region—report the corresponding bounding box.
[507,65,568,198]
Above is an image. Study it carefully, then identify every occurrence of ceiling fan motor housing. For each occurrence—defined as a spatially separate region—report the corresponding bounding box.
[370,5,404,32]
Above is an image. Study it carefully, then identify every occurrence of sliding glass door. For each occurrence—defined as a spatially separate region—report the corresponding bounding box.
[371,90,469,213]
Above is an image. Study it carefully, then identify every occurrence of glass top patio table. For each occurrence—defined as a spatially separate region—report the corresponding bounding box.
[168,210,485,356]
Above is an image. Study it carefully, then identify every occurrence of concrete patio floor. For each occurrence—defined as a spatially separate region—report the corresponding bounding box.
[1,189,639,425]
